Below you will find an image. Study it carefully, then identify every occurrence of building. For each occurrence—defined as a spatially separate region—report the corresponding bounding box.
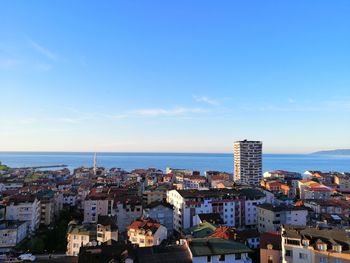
[166,168,200,176]
[4,195,41,233]
[37,190,57,226]
[115,199,143,233]
[188,237,252,263]
[97,215,118,243]
[142,189,167,205]
[240,188,266,228]
[78,240,127,263]
[183,221,218,238]
[126,243,192,263]
[193,213,224,226]
[235,229,260,249]
[83,192,113,223]
[260,232,282,263]
[257,204,308,233]
[66,221,97,256]
[143,201,174,235]
[281,225,350,263]
[205,171,232,184]
[334,173,350,190]
[127,218,167,247]
[303,198,350,219]
[304,171,335,183]
[63,190,77,206]
[234,140,262,185]
[298,180,332,200]
[0,221,28,251]
[167,189,244,232]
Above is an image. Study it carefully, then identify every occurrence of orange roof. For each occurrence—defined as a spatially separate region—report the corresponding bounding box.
[128,218,161,232]
[210,226,235,240]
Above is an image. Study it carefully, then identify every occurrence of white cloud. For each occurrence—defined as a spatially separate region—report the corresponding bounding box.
[0,58,22,69]
[250,99,350,113]
[194,95,219,106]
[133,107,207,117]
[28,39,59,61]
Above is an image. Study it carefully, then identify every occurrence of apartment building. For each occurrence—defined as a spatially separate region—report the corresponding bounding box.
[143,201,174,235]
[257,204,308,233]
[115,199,142,233]
[127,218,167,247]
[142,189,167,205]
[66,221,97,256]
[37,190,57,226]
[334,173,350,190]
[281,225,350,263]
[5,195,41,233]
[167,189,244,232]
[83,188,114,223]
[240,188,266,227]
[234,140,262,185]
[96,215,118,243]
[303,198,350,219]
[260,232,282,263]
[63,190,77,206]
[298,180,332,200]
[0,221,28,250]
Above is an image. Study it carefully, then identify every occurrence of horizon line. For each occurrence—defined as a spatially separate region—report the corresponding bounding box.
[0,150,311,155]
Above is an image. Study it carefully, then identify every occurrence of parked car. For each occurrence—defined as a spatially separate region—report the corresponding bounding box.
[18,254,36,262]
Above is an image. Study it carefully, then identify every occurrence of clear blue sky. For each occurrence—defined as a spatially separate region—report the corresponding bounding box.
[1,1,350,153]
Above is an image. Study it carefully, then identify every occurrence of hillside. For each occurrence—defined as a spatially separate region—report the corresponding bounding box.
[312,149,350,155]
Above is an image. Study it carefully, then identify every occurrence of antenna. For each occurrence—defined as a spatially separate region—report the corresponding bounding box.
[93,152,97,175]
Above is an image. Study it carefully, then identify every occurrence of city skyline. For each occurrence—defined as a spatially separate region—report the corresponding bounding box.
[1,1,350,153]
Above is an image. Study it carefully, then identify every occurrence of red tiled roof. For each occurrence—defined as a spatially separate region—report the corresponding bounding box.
[210,226,235,240]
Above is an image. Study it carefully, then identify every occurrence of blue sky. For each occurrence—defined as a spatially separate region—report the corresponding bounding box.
[1,1,350,153]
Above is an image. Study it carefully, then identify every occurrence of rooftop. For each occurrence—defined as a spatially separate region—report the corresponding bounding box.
[260,232,281,250]
[183,221,218,238]
[256,203,309,212]
[282,225,350,251]
[134,243,192,263]
[128,218,162,234]
[198,213,224,225]
[188,237,252,257]
[176,189,239,199]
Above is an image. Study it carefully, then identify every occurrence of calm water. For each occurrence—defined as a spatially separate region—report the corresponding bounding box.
[0,152,350,174]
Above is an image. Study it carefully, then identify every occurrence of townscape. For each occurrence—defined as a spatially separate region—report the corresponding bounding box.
[0,141,350,263]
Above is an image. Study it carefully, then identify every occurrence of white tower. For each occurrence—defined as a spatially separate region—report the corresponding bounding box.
[93,152,97,175]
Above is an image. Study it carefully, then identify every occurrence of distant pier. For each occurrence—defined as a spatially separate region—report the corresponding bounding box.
[15,164,68,169]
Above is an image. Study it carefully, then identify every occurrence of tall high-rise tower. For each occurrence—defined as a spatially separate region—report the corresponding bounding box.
[234,140,262,185]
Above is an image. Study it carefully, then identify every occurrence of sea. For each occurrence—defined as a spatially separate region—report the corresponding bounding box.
[0,152,350,174]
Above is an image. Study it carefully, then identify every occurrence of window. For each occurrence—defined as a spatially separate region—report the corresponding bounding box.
[235,253,242,260]
[207,255,211,262]
[219,254,225,261]
[285,250,292,257]
[286,239,300,246]
[318,244,327,251]
[299,253,308,260]
[320,257,327,263]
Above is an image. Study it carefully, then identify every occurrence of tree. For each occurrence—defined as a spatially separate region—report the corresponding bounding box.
[28,237,45,254]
